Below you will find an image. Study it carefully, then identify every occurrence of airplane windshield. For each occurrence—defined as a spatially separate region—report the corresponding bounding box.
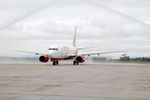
[48,48,58,50]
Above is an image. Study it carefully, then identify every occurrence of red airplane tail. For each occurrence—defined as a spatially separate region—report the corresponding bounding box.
[73,25,77,48]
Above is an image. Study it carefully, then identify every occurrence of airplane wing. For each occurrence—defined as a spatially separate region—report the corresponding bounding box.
[70,51,126,57]
[82,51,127,56]
[16,50,43,55]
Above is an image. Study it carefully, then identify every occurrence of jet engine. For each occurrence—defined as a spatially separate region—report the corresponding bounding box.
[75,55,85,63]
[39,55,49,62]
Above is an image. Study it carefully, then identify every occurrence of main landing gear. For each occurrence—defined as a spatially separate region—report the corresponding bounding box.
[73,61,79,65]
[52,61,59,65]
[51,60,79,66]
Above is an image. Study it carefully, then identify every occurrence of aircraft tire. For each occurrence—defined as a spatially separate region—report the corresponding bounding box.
[56,61,59,65]
[53,62,55,65]
[53,61,59,66]
[73,61,79,65]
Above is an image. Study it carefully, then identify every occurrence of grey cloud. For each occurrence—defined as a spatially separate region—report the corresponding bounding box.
[0,0,150,57]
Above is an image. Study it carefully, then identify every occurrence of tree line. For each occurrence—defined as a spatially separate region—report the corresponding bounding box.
[120,56,150,62]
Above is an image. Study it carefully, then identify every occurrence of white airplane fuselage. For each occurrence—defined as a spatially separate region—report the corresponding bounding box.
[47,46,77,60]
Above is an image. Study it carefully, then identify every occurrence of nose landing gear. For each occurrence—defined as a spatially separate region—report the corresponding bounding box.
[52,61,59,65]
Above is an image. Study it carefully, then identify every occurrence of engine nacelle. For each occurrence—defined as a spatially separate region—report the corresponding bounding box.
[75,55,85,63]
[39,55,49,62]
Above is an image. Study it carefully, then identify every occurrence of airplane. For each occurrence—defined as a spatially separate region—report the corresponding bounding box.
[18,26,126,65]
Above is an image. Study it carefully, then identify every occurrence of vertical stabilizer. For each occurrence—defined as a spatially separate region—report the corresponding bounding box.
[73,25,77,48]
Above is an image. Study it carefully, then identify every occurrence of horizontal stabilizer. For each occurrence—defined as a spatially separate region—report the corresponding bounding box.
[77,46,96,50]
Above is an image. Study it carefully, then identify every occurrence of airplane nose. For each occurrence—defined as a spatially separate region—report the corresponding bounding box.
[48,51,55,56]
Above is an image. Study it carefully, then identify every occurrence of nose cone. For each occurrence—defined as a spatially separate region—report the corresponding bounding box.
[48,50,55,57]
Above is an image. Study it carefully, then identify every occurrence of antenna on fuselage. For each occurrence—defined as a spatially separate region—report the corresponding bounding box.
[73,25,77,48]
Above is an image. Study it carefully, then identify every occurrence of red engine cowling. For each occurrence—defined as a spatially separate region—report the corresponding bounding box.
[76,55,85,63]
[39,55,49,62]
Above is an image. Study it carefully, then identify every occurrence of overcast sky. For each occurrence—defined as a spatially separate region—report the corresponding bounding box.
[0,0,150,57]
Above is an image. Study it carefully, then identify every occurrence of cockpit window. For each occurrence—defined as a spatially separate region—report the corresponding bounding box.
[48,48,58,50]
